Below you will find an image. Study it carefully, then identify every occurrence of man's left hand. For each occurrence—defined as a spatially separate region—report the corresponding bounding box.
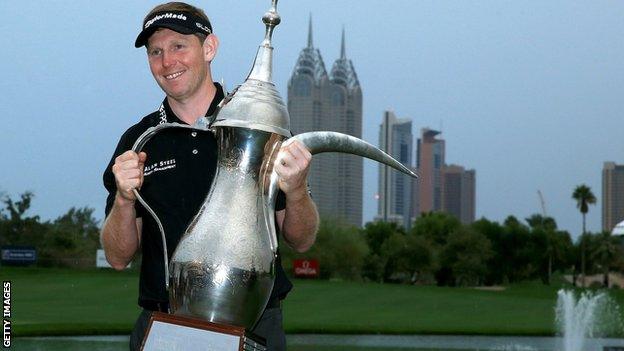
[274,139,311,201]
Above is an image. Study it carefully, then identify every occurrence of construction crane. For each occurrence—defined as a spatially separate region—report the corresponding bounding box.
[537,190,547,217]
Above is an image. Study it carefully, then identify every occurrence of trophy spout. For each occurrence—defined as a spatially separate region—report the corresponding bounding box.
[266,131,417,243]
[290,131,418,178]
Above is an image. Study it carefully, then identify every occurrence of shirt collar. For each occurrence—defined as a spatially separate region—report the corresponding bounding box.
[160,83,225,125]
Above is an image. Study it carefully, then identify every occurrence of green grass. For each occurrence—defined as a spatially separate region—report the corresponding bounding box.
[2,267,623,337]
[10,338,443,351]
[1,267,141,336]
[283,280,562,335]
[290,347,438,351]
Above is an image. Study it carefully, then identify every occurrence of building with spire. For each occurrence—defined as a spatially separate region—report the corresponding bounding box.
[288,19,363,226]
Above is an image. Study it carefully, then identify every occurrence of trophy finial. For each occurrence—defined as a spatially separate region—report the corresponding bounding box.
[212,0,291,136]
[246,0,280,83]
[261,0,281,47]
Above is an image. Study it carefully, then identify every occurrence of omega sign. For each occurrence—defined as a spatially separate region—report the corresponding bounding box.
[293,259,319,278]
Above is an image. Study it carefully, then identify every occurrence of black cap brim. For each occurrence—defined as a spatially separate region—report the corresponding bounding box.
[135,23,198,48]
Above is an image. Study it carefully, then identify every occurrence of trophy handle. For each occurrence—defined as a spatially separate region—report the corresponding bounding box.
[263,139,283,255]
[130,119,212,291]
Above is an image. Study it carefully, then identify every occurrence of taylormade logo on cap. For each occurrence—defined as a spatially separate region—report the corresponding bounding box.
[135,10,213,47]
[195,22,211,33]
[144,12,188,29]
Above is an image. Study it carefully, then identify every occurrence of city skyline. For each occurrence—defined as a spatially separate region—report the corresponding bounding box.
[376,114,478,228]
[1,1,622,239]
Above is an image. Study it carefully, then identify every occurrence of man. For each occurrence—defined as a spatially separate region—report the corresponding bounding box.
[101,3,319,350]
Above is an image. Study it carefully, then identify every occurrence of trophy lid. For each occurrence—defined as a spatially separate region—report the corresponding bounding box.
[212,0,290,137]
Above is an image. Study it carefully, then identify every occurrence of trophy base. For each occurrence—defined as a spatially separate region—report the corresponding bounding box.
[140,312,266,351]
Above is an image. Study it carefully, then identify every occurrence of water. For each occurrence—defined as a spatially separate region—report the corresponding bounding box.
[11,290,624,350]
[556,289,624,351]
[12,334,624,351]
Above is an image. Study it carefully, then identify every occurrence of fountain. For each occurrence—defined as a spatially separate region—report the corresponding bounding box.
[556,289,624,351]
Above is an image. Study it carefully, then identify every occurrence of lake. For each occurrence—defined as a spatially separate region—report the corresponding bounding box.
[11,334,624,351]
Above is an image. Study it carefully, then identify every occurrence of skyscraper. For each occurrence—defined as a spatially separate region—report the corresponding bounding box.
[288,20,363,226]
[376,123,476,226]
[602,162,624,232]
[416,128,445,215]
[443,165,476,224]
[377,111,413,229]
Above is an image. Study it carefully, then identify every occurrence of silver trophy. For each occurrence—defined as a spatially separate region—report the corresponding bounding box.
[132,0,417,332]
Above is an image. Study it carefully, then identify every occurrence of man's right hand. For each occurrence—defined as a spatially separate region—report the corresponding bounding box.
[112,151,147,202]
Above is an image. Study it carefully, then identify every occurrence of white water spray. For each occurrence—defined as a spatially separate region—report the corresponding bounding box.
[556,290,605,351]
[555,289,623,351]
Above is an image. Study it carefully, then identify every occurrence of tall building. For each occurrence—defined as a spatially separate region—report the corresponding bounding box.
[443,165,476,224]
[375,123,476,226]
[287,20,363,226]
[376,111,413,229]
[602,162,624,232]
[416,128,445,215]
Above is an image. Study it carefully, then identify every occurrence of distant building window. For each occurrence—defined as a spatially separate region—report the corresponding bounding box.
[347,110,355,132]
[434,154,441,169]
[313,101,321,127]
[294,77,311,96]
[400,144,409,164]
[331,86,345,106]
[434,187,441,210]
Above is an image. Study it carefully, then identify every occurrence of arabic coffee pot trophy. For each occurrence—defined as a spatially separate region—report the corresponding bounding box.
[131,0,418,331]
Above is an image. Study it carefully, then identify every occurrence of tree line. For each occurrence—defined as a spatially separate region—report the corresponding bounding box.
[283,184,624,287]
[282,213,624,287]
[0,192,101,268]
[2,185,623,287]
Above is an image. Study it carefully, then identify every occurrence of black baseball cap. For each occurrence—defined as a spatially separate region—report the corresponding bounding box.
[135,10,213,48]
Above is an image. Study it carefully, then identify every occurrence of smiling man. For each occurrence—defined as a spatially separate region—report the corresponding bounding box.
[100,2,319,350]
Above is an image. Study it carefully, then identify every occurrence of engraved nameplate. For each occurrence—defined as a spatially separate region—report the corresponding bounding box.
[141,312,266,351]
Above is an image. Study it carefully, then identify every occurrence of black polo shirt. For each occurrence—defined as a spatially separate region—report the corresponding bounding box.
[103,83,292,310]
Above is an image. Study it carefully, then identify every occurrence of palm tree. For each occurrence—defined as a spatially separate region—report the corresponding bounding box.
[572,184,596,287]
[525,214,559,284]
[592,231,621,287]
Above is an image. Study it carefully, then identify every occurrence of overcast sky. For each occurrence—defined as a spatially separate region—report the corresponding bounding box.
[1,1,623,238]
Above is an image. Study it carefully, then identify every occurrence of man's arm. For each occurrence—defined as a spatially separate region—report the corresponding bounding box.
[101,197,142,270]
[274,140,319,253]
[100,151,147,270]
[276,192,318,253]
